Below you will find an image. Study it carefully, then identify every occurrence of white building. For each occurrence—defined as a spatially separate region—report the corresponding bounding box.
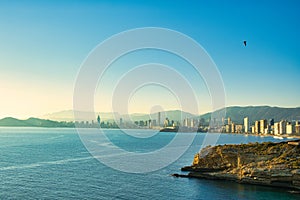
[244,117,249,133]
[274,122,280,135]
[260,119,267,134]
[279,120,287,134]
[255,121,260,133]
[191,119,194,128]
[231,122,235,133]
[251,126,255,133]
[286,123,294,134]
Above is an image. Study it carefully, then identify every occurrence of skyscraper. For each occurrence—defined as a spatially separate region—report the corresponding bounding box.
[274,122,280,135]
[269,119,274,126]
[97,115,101,125]
[260,119,267,134]
[244,117,249,133]
[255,121,260,134]
[279,120,287,134]
[158,112,161,126]
[231,122,235,133]
[152,119,157,127]
[228,117,231,125]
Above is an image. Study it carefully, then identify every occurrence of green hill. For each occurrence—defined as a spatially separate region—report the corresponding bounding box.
[200,106,300,124]
[0,117,74,127]
[0,117,29,126]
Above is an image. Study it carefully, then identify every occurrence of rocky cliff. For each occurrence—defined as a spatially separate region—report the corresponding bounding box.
[181,140,300,190]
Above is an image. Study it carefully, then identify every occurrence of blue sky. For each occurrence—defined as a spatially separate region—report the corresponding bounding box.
[0,0,299,118]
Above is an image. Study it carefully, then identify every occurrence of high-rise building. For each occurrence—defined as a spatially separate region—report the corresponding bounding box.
[255,121,260,134]
[199,118,205,127]
[225,124,231,133]
[251,126,255,133]
[269,119,274,126]
[228,117,231,125]
[158,112,161,126]
[295,122,300,134]
[152,119,157,127]
[235,124,243,133]
[164,118,170,127]
[139,121,145,126]
[183,118,187,127]
[184,118,191,127]
[260,119,267,134]
[274,122,280,135]
[286,123,294,134]
[97,115,101,124]
[244,117,249,133]
[231,122,235,133]
[194,119,199,127]
[279,120,287,134]
[190,119,194,127]
[148,119,152,128]
[171,120,175,127]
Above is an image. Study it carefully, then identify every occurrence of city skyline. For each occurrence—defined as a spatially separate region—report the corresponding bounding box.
[1,107,300,135]
[1,0,300,119]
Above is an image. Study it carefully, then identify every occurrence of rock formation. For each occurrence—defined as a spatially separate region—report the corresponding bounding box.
[181,140,300,190]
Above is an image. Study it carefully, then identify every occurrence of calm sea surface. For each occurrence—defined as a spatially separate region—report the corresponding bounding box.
[0,127,299,199]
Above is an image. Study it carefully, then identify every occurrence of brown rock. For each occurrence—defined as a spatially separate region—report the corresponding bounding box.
[182,140,300,190]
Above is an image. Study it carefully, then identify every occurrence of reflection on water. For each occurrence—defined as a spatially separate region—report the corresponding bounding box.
[0,128,298,199]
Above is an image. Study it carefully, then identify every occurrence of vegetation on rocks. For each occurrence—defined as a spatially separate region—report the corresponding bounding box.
[182,140,300,190]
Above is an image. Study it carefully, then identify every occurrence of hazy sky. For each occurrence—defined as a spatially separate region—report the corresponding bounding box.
[0,0,300,118]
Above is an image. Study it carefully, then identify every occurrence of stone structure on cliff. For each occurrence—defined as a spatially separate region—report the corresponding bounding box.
[181,140,300,190]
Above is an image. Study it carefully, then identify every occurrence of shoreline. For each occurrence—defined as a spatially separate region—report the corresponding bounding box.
[176,140,300,191]
[225,132,300,139]
[1,125,300,139]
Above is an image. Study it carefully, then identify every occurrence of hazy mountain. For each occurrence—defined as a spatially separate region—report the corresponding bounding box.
[41,110,197,122]
[0,117,74,127]
[1,106,300,127]
[121,110,197,122]
[41,110,118,122]
[200,106,300,124]
[41,110,75,121]
[36,106,300,125]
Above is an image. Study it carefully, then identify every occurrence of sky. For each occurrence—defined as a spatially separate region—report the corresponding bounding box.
[0,0,300,119]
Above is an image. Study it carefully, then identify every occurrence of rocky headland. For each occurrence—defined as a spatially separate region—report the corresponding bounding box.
[179,140,300,190]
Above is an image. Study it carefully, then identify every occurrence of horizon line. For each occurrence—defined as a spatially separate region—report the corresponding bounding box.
[1,105,300,120]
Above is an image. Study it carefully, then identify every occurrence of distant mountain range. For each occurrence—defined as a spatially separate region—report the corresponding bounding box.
[1,106,299,127]
[40,106,300,124]
[40,109,196,123]
[201,106,300,124]
[0,117,74,127]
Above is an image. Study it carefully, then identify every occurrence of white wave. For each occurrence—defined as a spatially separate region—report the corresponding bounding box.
[93,152,130,159]
[48,135,64,140]
[0,163,42,171]
[0,156,93,171]
[87,140,115,148]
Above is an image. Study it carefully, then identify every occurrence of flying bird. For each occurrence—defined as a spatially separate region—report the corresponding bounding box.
[243,40,247,46]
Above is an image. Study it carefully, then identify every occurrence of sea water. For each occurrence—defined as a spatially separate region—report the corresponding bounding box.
[0,127,299,199]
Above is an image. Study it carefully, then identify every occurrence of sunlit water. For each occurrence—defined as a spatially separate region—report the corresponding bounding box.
[0,127,299,199]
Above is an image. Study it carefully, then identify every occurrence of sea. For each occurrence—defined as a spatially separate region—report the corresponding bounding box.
[0,127,299,200]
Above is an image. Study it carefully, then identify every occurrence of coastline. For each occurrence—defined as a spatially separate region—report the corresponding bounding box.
[228,132,300,140]
[176,140,300,191]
